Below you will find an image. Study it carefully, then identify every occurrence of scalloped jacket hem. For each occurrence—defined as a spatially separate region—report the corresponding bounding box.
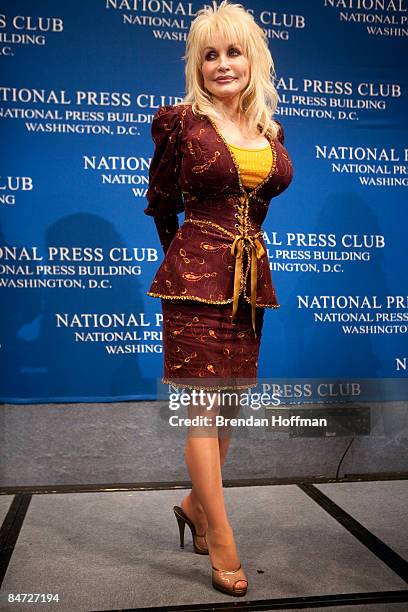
[146,290,280,309]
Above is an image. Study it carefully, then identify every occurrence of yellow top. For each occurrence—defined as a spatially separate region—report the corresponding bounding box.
[227,142,272,189]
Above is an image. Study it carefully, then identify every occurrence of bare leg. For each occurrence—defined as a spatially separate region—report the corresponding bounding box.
[180,445,232,545]
[182,389,247,589]
[180,389,241,538]
[180,441,232,546]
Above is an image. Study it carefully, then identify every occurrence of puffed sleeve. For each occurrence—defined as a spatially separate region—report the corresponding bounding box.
[273,118,285,145]
[144,105,184,254]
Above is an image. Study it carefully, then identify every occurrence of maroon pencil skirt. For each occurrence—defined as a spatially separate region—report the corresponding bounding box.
[161,295,265,390]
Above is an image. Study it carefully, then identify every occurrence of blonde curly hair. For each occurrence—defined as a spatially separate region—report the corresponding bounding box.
[177,0,281,138]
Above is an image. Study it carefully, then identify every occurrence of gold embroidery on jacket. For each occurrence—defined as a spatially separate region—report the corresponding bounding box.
[147,106,281,311]
[192,151,221,173]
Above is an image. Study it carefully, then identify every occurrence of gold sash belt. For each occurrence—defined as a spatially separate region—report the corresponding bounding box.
[230,233,265,338]
[183,217,265,338]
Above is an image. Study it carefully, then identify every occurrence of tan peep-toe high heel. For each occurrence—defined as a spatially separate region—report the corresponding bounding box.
[173,505,209,555]
[211,562,248,597]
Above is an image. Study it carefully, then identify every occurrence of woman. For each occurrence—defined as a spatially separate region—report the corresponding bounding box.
[144,0,293,597]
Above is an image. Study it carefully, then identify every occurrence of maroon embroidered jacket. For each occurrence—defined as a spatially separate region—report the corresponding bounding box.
[144,103,293,319]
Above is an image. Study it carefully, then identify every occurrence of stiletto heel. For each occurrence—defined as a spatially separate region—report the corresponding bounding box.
[174,508,186,548]
[211,563,248,597]
[173,505,209,555]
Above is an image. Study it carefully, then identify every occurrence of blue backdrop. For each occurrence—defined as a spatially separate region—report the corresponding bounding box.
[1,0,407,403]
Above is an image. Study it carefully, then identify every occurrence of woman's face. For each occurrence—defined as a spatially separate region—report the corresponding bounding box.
[201,33,250,104]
